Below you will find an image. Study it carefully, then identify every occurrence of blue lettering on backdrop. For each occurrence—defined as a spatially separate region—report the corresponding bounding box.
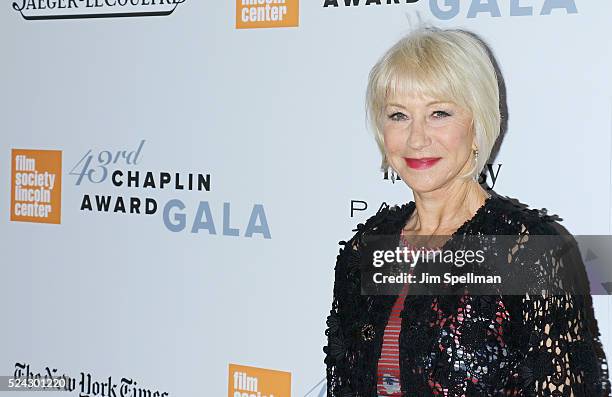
[429,0,459,19]
[223,202,239,237]
[429,0,577,20]
[191,201,216,234]
[540,0,577,15]
[162,200,271,238]
[245,204,271,239]
[510,0,532,16]
[467,0,501,18]
[163,199,186,233]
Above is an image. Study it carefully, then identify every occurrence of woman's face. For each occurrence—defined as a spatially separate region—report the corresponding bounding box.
[382,92,475,193]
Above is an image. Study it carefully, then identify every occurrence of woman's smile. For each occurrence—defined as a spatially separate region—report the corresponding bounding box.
[403,157,441,170]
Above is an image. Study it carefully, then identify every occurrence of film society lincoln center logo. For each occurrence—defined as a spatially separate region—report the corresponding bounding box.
[10,149,62,224]
[228,363,291,397]
[236,0,298,29]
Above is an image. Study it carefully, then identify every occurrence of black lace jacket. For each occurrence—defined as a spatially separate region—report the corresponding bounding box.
[323,193,611,396]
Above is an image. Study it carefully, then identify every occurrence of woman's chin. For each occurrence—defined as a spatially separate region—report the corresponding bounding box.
[402,178,443,194]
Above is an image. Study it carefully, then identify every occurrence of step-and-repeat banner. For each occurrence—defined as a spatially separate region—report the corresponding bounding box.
[2,1,611,396]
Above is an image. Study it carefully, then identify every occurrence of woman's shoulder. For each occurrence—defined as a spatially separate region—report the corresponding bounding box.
[489,195,590,296]
[484,193,567,236]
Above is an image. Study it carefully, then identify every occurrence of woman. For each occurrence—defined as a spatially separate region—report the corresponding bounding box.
[323,26,611,396]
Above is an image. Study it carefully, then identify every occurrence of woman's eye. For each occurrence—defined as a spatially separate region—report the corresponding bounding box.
[388,112,407,121]
[432,110,451,118]
[388,111,451,121]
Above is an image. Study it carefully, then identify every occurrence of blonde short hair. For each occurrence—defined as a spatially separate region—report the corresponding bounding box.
[365,26,501,180]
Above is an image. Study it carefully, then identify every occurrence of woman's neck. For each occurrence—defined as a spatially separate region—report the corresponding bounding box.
[405,180,490,236]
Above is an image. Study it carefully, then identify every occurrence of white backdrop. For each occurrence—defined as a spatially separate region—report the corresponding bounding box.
[2,1,611,396]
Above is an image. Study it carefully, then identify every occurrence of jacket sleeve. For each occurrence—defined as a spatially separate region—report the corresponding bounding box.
[323,203,398,396]
[323,232,361,397]
[323,220,371,397]
[516,231,611,396]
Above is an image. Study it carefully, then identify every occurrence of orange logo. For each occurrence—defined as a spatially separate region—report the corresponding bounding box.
[10,149,62,224]
[228,363,291,397]
[236,0,299,29]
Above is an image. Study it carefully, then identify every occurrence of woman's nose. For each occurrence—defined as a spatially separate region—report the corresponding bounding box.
[406,118,431,150]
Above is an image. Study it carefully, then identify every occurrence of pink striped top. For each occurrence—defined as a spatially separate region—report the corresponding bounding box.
[376,241,441,396]
[376,281,410,396]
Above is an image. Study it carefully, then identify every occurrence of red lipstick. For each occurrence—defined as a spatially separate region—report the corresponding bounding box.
[404,157,441,170]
